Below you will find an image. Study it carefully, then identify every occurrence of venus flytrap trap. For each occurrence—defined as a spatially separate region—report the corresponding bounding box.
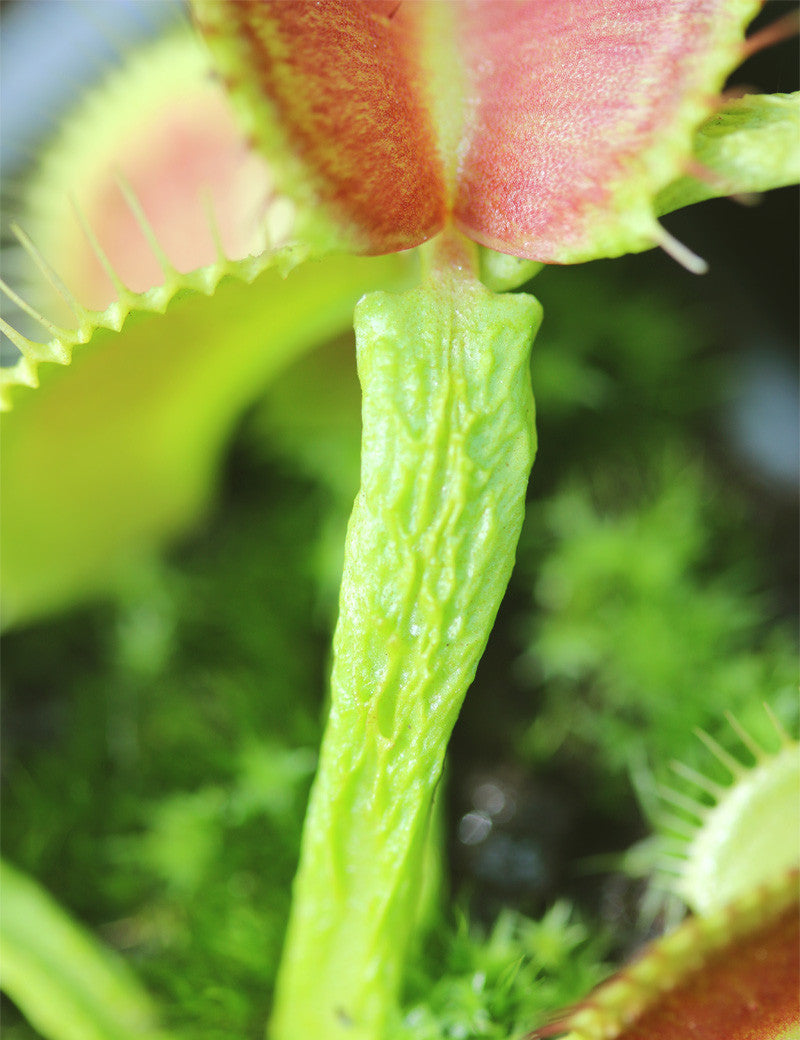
[528,868,799,1040]
[0,241,415,625]
[529,715,800,1040]
[0,2,798,1039]
[668,718,800,915]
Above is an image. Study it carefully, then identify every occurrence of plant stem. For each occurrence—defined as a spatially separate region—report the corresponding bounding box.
[269,235,541,1039]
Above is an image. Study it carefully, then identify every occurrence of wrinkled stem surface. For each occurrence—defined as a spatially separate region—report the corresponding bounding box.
[270,239,541,1040]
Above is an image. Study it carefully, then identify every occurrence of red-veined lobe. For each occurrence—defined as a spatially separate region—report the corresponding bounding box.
[195,0,758,263]
[220,0,448,252]
[454,0,754,262]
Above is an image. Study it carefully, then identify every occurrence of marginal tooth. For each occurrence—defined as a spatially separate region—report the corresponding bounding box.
[724,710,767,763]
[0,278,78,344]
[115,174,179,282]
[200,188,229,267]
[763,702,793,747]
[652,222,708,275]
[658,785,709,822]
[693,728,745,778]
[70,195,136,303]
[670,760,725,798]
[657,848,690,865]
[658,835,691,856]
[10,224,90,322]
[0,317,38,357]
[654,861,685,877]
[658,812,699,841]
[741,9,800,60]
[14,356,40,388]
[0,317,73,367]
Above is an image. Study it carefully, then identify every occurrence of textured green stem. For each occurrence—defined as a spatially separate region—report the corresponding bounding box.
[269,238,541,1039]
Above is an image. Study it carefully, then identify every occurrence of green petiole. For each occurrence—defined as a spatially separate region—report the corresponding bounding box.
[270,236,542,1039]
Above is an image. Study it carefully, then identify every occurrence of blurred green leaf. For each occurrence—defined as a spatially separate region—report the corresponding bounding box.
[657,92,800,214]
[2,250,415,628]
[0,859,172,1040]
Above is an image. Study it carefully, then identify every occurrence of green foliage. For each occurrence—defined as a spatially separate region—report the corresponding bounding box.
[517,454,798,784]
[656,92,800,214]
[397,904,607,1040]
[1,465,327,1039]
[481,263,800,804]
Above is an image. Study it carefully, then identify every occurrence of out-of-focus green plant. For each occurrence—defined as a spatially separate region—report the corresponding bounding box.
[518,455,798,780]
[1,4,798,1040]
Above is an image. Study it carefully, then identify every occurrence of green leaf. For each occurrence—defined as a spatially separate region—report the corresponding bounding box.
[0,859,172,1040]
[1,248,415,627]
[657,92,800,214]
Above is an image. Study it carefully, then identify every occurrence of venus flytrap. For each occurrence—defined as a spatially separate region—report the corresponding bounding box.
[671,723,800,915]
[0,243,415,626]
[1,2,799,1039]
[530,717,800,1040]
[529,868,799,1040]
